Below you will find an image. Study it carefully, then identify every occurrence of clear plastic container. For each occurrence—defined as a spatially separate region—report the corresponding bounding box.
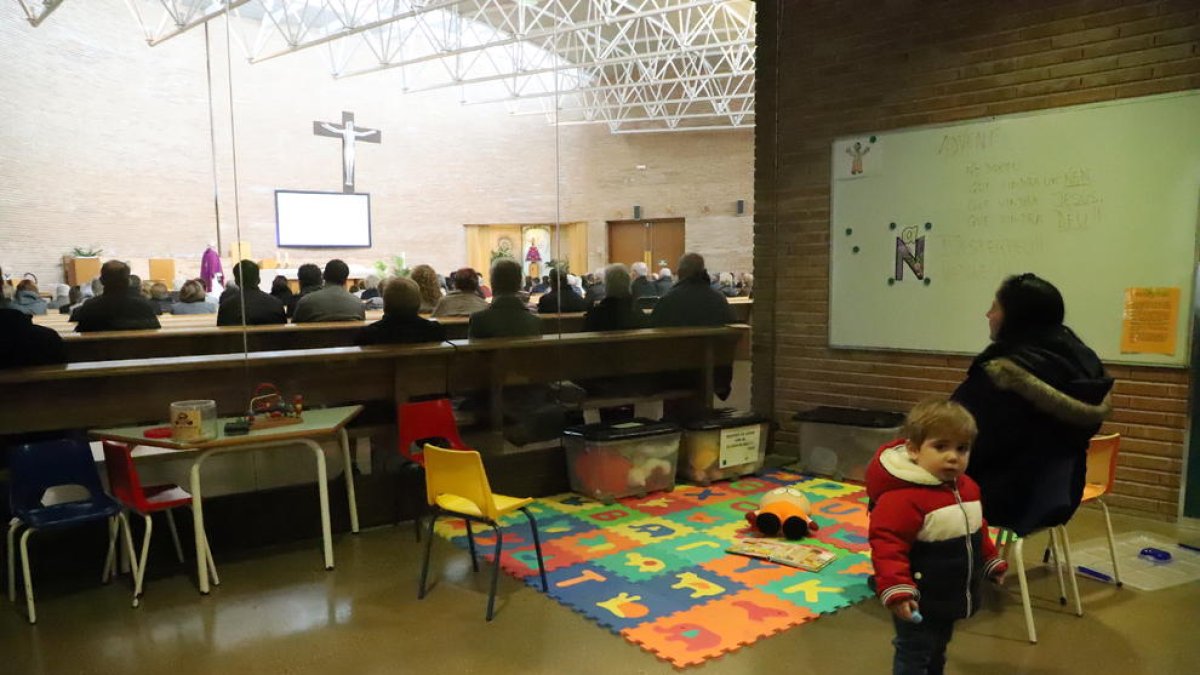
[680,411,769,485]
[170,399,218,442]
[793,407,904,481]
[563,419,680,503]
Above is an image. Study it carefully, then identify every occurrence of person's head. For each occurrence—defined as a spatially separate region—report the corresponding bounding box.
[54,283,70,300]
[410,264,442,307]
[100,260,131,295]
[232,259,260,289]
[718,272,734,286]
[453,267,479,293]
[902,399,977,483]
[382,276,422,317]
[490,258,523,295]
[179,279,206,303]
[741,272,754,288]
[89,277,104,297]
[659,267,673,280]
[150,282,170,300]
[604,263,632,298]
[16,279,37,294]
[990,273,1065,342]
[298,263,323,289]
[362,274,380,292]
[547,267,564,291]
[630,261,648,278]
[271,275,291,295]
[68,286,82,304]
[128,274,144,296]
[677,253,707,282]
[323,259,350,286]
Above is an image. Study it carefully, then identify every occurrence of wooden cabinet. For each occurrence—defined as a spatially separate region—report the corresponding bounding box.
[63,256,102,286]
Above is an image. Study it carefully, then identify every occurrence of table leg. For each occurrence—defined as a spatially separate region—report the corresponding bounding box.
[340,429,359,534]
[303,440,335,570]
[190,452,212,594]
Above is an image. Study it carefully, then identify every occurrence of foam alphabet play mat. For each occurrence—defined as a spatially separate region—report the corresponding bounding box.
[433,470,876,667]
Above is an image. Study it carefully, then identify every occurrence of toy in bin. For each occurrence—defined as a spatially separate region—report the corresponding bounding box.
[244,383,304,431]
[563,419,681,503]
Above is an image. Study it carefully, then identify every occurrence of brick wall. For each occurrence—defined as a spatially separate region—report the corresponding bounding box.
[754,0,1200,519]
[0,0,753,285]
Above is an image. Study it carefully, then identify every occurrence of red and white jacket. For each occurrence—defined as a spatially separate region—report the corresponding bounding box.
[867,441,1007,620]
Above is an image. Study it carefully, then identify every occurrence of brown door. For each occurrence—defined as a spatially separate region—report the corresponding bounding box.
[649,218,685,272]
[607,218,686,268]
[608,220,649,266]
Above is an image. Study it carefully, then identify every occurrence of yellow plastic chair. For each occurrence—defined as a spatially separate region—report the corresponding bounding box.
[1081,433,1123,587]
[417,445,548,620]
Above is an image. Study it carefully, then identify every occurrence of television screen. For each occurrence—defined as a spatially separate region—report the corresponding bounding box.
[275,190,371,247]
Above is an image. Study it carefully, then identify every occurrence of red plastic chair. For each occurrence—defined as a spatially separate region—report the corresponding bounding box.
[397,398,469,464]
[102,441,218,607]
[396,399,471,540]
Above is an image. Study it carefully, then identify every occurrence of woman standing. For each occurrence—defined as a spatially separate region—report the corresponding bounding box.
[952,273,1113,535]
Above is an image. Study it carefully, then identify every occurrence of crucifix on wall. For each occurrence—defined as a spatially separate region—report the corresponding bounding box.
[313,111,381,193]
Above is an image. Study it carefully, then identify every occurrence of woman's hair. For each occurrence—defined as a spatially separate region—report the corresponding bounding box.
[604,263,632,298]
[902,399,978,446]
[410,264,442,308]
[453,267,479,292]
[995,273,1064,341]
[271,275,291,295]
[16,279,37,294]
[150,282,170,300]
[178,279,206,303]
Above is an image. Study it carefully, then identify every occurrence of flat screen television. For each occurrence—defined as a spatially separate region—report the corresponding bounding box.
[275,190,371,248]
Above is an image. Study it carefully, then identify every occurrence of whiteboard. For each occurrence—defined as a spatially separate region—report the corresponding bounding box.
[830,91,1200,366]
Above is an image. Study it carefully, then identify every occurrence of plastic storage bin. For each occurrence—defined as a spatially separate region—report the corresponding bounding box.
[680,411,769,485]
[564,419,681,502]
[793,407,904,481]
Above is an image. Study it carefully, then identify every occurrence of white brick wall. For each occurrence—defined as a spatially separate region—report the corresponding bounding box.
[0,1,754,285]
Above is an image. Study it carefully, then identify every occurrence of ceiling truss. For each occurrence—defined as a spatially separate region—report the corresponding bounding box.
[15,0,755,134]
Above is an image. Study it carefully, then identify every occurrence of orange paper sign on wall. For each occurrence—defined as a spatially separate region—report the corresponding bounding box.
[1120,287,1180,355]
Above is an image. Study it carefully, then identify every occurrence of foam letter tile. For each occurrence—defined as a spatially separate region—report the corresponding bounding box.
[622,589,816,668]
[543,528,643,562]
[701,552,803,586]
[673,484,739,505]
[812,521,870,553]
[592,547,691,583]
[811,497,870,527]
[758,568,870,615]
[574,504,651,528]
[790,477,866,501]
[619,491,706,516]
[609,517,697,545]
[540,493,607,515]
[661,533,732,566]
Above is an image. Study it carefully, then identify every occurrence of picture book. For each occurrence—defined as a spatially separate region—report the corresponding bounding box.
[727,538,838,572]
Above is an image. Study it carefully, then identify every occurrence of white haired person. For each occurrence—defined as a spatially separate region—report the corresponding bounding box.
[630,261,656,300]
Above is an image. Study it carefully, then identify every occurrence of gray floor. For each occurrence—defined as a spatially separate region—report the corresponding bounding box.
[4,505,1199,674]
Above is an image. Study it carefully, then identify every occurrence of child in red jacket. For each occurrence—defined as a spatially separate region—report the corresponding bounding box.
[867,399,1007,675]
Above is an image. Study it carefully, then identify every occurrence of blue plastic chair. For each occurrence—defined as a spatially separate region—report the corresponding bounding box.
[7,439,136,624]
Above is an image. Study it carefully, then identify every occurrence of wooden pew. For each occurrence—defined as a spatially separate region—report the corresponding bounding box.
[0,326,748,437]
[42,299,752,362]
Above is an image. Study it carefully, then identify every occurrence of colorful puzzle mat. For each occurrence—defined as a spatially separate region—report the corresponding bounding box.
[434,470,876,667]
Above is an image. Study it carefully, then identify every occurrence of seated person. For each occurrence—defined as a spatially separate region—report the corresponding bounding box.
[630,261,657,300]
[128,274,146,299]
[536,268,588,314]
[583,271,606,306]
[655,267,674,296]
[584,264,647,331]
[74,261,162,332]
[217,260,286,326]
[355,277,447,346]
[359,274,381,300]
[293,259,366,323]
[47,283,71,310]
[148,282,174,314]
[172,279,217,314]
[432,267,489,317]
[270,274,295,309]
[530,275,550,294]
[218,279,239,305]
[286,263,323,318]
[410,264,443,313]
[469,258,541,338]
[11,279,48,316]
[59,285,83,315]
[650,253,736,328]
[0,266,65,369]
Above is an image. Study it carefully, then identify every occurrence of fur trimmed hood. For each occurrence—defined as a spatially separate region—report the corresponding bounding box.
[983,357,1111,427]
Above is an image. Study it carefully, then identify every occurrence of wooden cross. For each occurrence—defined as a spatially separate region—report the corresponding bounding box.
[312,111,381,193]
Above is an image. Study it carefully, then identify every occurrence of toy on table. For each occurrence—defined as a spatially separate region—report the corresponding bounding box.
[241,383,304,431]
[1138,547,1172,563]
[745,487,820,540]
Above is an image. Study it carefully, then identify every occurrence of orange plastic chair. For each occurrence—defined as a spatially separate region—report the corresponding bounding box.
[416,445,548,621]
[1082,433,1122,587]
[102,441,219,606]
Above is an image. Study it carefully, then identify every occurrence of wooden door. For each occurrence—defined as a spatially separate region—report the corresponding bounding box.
[608,220,649,266]
[649,218,685,272]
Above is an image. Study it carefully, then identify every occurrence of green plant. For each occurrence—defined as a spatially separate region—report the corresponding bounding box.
[374,254,409,278]
[70,246,103,257]
[546,259,568,275]
[491,248,516,263]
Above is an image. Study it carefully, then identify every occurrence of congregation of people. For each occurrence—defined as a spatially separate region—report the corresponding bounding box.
[0,253,749,370]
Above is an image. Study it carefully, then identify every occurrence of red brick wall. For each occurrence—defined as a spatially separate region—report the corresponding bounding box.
[754,0,1200,518]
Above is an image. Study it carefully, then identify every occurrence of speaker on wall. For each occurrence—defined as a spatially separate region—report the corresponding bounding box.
[736,199,745,215]
[633,205,642,220]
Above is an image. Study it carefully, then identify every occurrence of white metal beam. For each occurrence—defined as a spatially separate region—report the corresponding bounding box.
[15,0,64,27]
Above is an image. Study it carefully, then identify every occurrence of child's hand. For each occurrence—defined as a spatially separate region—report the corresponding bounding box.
[889,598,920,622]
[991,569,1007,585]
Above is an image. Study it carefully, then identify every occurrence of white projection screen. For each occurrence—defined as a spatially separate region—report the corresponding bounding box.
[275,190,372,247]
